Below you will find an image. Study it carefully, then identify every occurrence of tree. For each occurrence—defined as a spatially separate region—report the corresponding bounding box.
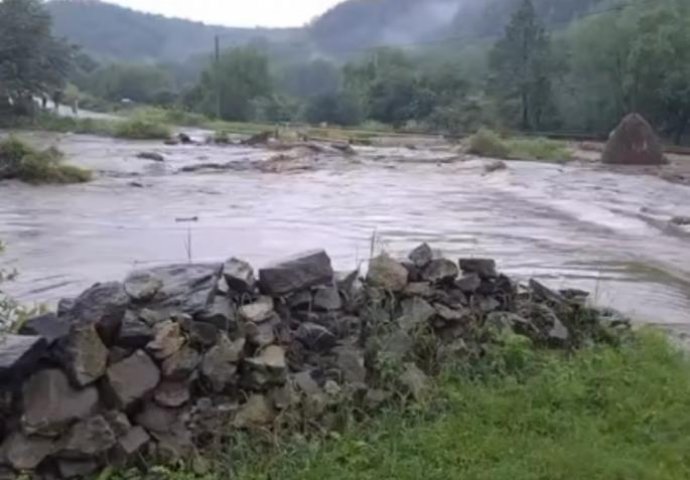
[0,0,73,115]
[84,64,175,105]
[627,1,690,144]
[195,47,273,121]
[304,92,364,126]
[488,0,555,130]
[279,60,341,99]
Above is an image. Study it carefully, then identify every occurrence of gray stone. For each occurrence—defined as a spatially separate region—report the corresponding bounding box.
[154,380,191,408]
[313,284,342,311]
[58,459,100,479]
[486,312,534,335]
[139,263,222,315]
[61,415,116,459]
[671,215,690,226]
[422,258,459,283]
[367,254,409,292]
[334,346,366,385]
[147,320,185,360]
[103,410,131,437]
[238,297,274,323]
[182,319,219,349]
[124,271,163,302]
[105,350,160,408]
[408,243,434,268]
[287,290,313,310]
[196,296,236,331]
[459,258,497,279]
[246,316,278,347]
[295,322,337,352]
[138,308,169,326]
[161,346,201,380]
[151,424,194,460]
[0,335,46,381]
[18,313,69,344]
[398,363,429,401]
[116,312,154,349]
[602,113,666,165]
[259,250,334,295]
[529,279,567,306]
[402,282,434,298]
[293,371,322,396]
[57,298,75,316]
[60,324,108,387]
[201,334,245,391]
[244,345,287,388]
[1,431,56,470]
[22,369,99,437]
[397,297,435,332]
[136,151,165,162]
[134,402,180,434]
[456,273,481,293]
[548,319,570,346]
[434,303,471,323]
[223,257,256,292]
[68,281,129,344]
[117,426,150,456]
[233,394,275,428]
[270,383,297,410]
[108,346,133,365]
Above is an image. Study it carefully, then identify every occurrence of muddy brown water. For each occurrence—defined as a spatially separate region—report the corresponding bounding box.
[1,131,689,331]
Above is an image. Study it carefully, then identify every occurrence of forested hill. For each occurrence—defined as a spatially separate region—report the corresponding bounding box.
[45,0,296,62]
[47,0,615,62]
[308,0,612,56]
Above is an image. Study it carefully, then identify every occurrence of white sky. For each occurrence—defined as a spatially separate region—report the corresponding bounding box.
[106,0,345,27]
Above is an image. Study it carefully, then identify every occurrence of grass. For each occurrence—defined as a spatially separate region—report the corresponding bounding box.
[468,128,572,163]
[113,118,172,140]
[0,136,91,184]
[116,330,690,480]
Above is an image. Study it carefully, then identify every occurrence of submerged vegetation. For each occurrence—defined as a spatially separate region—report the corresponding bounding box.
[0,136,91,184]
[468,128,571,163]
[113,118,172,140]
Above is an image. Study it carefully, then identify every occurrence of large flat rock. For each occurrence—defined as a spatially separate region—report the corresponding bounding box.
[0,335,47,382]
[259,250,334,295]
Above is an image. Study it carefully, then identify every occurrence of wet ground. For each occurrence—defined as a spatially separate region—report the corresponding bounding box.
[1,131,689,329]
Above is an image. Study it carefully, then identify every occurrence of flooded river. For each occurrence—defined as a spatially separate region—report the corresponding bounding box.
[1,132,689,329]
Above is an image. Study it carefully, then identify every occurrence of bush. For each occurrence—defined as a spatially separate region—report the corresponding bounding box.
[113,118,172,140]
[468,128,510,158]
[0,137,91,184]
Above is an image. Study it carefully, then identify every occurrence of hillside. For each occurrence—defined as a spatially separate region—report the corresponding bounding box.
[46,0,296,62]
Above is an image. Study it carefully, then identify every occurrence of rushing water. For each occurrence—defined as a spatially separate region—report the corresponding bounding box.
[1,132,689,328]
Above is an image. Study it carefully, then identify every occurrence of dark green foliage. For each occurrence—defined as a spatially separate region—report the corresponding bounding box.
[195,47,273,121]
[0,0,73,116]
[305,93,364,126]
[489,0,556,130]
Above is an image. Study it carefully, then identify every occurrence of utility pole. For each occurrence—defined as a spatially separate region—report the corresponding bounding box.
[214,35,221,120]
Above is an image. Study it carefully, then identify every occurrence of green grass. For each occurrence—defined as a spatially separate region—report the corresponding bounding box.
[116,330,690,480]
[0,136,91,184]
[468,128,572,163]
[113,118,172,140]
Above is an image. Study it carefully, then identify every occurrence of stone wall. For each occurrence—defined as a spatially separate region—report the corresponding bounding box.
[0,245,629,478]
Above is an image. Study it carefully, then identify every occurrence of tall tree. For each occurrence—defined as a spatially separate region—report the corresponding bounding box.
[488,0,555,130]
[194,47,273,121]
[0,0,73,115]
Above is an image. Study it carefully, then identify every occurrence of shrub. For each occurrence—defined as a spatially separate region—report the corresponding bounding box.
[114,118,172,140]
[0,137,91,184]
[468,128,510,158]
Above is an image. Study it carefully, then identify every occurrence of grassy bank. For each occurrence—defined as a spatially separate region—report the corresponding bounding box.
[0,136,91,184]
[115,330,690,480]
[469,128,572,163]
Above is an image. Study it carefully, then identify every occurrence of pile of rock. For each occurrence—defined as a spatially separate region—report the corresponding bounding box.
[0,245,628,478]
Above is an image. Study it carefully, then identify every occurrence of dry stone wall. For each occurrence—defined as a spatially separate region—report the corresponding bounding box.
[0,245,629,478]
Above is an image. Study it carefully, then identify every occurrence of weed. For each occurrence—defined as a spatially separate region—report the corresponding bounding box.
[113,118,172,140]
[0,137,91,184]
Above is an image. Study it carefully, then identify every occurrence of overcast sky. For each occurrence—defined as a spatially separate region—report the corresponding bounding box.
[105,0,345,27]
